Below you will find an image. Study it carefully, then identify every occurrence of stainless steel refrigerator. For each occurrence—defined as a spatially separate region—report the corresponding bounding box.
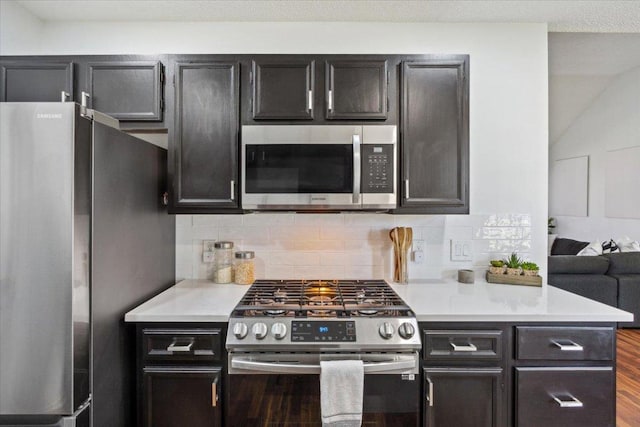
[0,103,175,427]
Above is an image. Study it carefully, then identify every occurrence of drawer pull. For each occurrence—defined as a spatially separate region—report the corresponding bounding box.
[551,339,584,352]
[552,394,583,408]
[167,339,194,352]
[450,342,477,352]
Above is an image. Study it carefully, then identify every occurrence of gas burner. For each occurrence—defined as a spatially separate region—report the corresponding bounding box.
[231,279,414,318]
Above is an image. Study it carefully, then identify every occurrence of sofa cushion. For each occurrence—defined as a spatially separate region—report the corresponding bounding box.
[551,238,590,255]
[604,252,640,275]
[548,255,610,275]
[548,274,618,307]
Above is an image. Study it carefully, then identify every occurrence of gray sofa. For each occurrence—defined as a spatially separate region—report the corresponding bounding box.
[548,242,640,328]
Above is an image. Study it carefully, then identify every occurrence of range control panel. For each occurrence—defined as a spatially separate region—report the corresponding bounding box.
[361,145,394,193]
[291,321,356,342]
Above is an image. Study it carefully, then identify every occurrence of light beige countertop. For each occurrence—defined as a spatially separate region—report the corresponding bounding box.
[125,278,633,323]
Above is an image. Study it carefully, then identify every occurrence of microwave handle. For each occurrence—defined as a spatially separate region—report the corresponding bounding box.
[352,134,361,204]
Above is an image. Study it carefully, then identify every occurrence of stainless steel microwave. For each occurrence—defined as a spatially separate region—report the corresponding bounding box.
[241,125,397,211]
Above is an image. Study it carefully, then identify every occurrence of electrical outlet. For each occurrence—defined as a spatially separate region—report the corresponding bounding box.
[412,239,425,264]
[202,240,216,263]
[450,239,473,261]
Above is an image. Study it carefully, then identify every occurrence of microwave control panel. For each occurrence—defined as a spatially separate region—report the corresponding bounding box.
[361,145,394,193]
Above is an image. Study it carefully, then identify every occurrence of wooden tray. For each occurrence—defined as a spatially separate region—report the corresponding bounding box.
[485,271,542,287]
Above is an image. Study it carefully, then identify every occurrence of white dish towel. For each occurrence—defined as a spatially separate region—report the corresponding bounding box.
[320,359,364,427]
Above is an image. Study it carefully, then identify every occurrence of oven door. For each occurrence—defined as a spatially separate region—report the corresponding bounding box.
[226,353,420,427]
[241,125,363,210]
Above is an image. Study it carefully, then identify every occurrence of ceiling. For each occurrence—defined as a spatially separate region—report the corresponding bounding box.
[14,0,640,32]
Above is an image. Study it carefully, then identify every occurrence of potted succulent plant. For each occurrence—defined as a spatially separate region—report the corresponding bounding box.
[489,260,506,275]
[504,252,522,275]
[521,262,540,277]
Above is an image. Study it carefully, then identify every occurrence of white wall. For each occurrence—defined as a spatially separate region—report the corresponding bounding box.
[0,1,43,54]
[1,19,549,280]
[550,66,640,243]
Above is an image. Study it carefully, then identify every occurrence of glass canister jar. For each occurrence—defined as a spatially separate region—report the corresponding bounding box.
[213,241,234,283]
[234,251,255,285]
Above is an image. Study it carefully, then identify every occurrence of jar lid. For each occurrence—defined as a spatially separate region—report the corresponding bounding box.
[235,251,255,259]
[214,241,234,249]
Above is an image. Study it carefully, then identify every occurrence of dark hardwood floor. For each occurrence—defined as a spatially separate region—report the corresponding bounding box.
[617,329,640,427]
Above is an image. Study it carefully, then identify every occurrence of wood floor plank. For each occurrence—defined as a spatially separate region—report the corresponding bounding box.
[617,329,640,427]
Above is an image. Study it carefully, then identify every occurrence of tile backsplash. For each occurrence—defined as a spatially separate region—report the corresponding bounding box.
[176,213,532,281]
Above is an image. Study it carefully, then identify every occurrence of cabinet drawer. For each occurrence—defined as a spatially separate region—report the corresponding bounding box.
[143,329,222,362]
[516,367,614,427]
[516,327,614,361]
[423,330,502,361]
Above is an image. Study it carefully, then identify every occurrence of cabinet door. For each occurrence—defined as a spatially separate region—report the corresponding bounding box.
[398,58,469,214]
[87,61,163,121]
[143,367,221,427]
[171,61,239,211]
[0,61,74,102]
[424,368,503,427]
[326,59,388,120]
[251,59,314,120]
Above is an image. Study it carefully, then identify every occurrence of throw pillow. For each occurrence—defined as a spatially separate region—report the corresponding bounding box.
[614,236,640,252]
[551,238,590,255]
[577,241,603,256]
[602,239,621,254]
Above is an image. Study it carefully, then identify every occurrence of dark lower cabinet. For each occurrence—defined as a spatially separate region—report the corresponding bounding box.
[421,322,617,427]
[515,367,614,427]
[0,61,74,102]
[137,325,226,427]
[143,366,221,427]
[170,61,240,212]
[398,57,469,214]
[424,368,503,427]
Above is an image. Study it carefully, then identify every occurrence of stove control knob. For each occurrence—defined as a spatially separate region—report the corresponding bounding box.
[398,322,415,339]
[378,322,395,340]
[252,322,268,340]
[232,322,249,340]
[271,322,287,340]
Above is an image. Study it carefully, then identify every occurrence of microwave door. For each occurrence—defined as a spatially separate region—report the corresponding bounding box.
[243,143,359,210]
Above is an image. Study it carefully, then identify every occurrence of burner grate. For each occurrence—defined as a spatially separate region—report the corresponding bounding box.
[231,279,414,318]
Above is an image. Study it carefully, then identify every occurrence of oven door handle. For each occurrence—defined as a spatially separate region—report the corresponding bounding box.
[231,358,416,374]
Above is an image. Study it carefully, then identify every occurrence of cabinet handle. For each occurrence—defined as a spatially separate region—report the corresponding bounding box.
[166,339,193,352]
[328,89,333,111]
[212,377,219,407]
[426,377,434,407]
[551,394,583,408]
[230,180,235,201]
[60,91,70,102]
[450,342,477,352]
[404,179,410,199]
[551,339,584,352]
[307,90,313,111]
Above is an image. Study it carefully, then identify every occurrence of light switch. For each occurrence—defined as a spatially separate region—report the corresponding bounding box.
[450,240,473,261]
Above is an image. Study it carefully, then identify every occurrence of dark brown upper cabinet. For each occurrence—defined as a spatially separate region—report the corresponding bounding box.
[0,61,74,102]
[397,57,469,214]
[325,59,388,120]
[87,60,163,121]
[170,61,240,212]
[251,59,314,120]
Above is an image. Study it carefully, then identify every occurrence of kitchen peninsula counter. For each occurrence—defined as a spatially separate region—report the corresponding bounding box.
[125,278,632,323]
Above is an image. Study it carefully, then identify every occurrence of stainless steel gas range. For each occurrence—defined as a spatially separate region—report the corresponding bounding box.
[226,279,421,426]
